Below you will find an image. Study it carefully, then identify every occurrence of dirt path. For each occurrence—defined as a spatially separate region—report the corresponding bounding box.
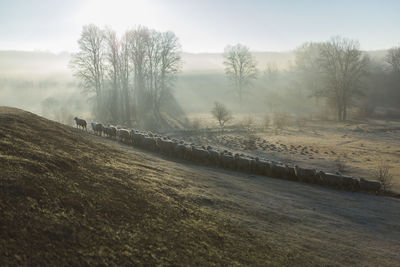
[94,135,400,266]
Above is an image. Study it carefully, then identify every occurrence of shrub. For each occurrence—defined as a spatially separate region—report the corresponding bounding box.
[240,116,254,132]
[211,102,233,128]
[243,134,257,150]
[374,162,394,193]
[190,118,202,130]
[335,156,346,173]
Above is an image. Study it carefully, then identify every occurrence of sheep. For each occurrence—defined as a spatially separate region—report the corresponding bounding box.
[117,129,130,143]
[74,117,87,130]
[91,122,97,132]
[104,125,117,139]
[95,123,104,136]
[91,122,103,136]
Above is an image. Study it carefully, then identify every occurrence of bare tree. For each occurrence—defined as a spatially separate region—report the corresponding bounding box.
[223,44,258,107]
[119,32,133,125]
[386,46,400,74]
[71,24,182,128]
[318,37,369,121]
[294,42,325,97]
[104,28,120,122]
[127,26,150,116]
[155,31,181,118]
[385,46,400,104]
[211,102,232,128]
[70,24,106,119]
[144,30,162,117]
[130,28,181,123]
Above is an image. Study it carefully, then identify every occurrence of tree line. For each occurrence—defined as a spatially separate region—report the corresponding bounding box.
[71,25,399,126]
[70,24,181,127]
[223,37,400,121]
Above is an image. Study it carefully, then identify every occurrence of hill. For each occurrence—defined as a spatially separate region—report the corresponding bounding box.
[1,107,400,265]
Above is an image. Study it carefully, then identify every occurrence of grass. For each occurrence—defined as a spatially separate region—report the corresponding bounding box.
[2,107,400,266]
[0,107,308,266]
[186,112,400,192]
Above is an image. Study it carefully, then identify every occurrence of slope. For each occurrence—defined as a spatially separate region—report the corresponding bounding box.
[1,107,399,266]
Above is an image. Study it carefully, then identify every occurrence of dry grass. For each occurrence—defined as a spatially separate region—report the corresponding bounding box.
[183,113,400,192]
[273,111,291,130]
[295,115,308,129]
[263,114,270,129]
[0,107,303,266]
[2,107,400,266]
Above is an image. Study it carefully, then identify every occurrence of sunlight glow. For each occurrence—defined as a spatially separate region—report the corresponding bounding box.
[74,0,161,35]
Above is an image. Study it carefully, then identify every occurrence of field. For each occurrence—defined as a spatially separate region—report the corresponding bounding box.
[1,107,400,266]
[181,113,400,193]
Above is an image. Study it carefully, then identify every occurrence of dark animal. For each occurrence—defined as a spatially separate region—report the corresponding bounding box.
[103,125,117,139]
[74,117,87,130]
[91,122,103,135]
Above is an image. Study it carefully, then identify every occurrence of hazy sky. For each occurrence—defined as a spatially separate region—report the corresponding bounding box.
[0,0,399,53]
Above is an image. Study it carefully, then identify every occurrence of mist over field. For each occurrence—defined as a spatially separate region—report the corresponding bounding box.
[1,1,400,266]
[0,48,396,120]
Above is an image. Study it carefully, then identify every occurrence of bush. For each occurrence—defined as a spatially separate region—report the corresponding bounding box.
[374,162,394,193]
[190,118,202,130]
[355,99,375,120]
[335,156,346,173]
[211,102,233,128]
[239,116,255,132]
[243,134,257,150]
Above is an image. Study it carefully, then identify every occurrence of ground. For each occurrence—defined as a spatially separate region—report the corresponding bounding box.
[182,113,400,193]
[1,107,400,266]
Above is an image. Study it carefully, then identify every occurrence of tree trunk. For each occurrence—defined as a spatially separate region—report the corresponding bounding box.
[124,88,131,126]
[342,104,347,121]
[337,104,343,121]
[238,83,243,110]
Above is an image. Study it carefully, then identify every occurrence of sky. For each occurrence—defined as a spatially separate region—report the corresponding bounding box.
[0,0,399,53]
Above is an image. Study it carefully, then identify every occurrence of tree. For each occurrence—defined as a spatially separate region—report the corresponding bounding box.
[119,32,132,125]
[385,46,400,105]
[317,37,369,121]
[223,44,258,107]
[127,26,149,116]
[70,24,106,119]
[211,102,232,128]
[386,46,400,74]
[71,24,182,128]
[104,28,120,122]
[129,28,181,122]
[294,42,325,97]
[154,31,181,118]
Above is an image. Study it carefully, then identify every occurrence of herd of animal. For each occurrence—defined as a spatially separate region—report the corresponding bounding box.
[73,117,382,194]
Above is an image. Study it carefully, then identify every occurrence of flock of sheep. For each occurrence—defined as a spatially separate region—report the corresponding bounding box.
[73,117,382,194]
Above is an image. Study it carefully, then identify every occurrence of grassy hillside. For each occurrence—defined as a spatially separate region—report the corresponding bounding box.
[0,107,298,265]
[1,107,400,266]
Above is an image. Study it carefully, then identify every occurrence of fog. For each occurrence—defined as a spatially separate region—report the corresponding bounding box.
[1,46,398,129]
[0,48,295,125]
